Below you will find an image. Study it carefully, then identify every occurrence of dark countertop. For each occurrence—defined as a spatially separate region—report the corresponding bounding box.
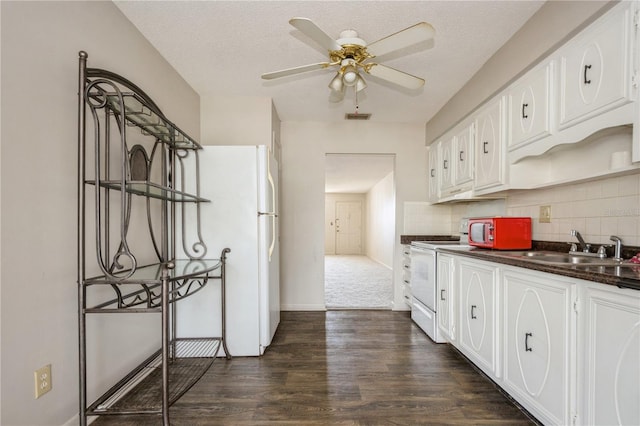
[439,246,640,292]
[400,235,459,245]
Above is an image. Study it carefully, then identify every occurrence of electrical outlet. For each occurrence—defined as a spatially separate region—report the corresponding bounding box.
[539,205,551,223]
[34,364,52,399]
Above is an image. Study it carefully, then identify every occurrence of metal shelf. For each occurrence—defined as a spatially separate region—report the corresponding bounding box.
[84,259,224,311]
[87,180,210,203]
[89,91,201,150]
[87,338,221,415]
[78,51,230,426]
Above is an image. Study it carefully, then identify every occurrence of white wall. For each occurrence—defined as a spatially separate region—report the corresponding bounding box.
[281,121,426,311]
[366,172,395,268]
[201,95,273,146]
[0,2,200,425]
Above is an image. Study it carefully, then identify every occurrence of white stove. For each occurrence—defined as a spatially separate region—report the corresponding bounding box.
[409,221,472,342]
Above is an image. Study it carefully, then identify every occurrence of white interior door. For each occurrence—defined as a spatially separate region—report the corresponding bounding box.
[335,201,362,254]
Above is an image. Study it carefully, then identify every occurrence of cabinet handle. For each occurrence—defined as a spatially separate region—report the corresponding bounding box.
[443,159,448,169]
[471,305,477,319]
[584,64,592,85]
[483,141,489,154]
[440,289,446,301]
[430,168,435,177]
[459,150,464,162]
[525,332,533,352]
[522,103,528,119]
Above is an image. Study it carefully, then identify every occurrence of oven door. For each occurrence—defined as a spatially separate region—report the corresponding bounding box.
[410,246,436,311]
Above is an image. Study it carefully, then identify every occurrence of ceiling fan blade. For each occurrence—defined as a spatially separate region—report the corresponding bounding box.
[261,62,332,80]
[365,63,425,89]
[366,22,435,58]
[289,17,342,52]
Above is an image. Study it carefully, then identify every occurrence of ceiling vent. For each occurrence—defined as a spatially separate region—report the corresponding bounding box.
[345,113,371,120]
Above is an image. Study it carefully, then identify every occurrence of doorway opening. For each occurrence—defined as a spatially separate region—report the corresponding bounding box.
[324,153,396,309]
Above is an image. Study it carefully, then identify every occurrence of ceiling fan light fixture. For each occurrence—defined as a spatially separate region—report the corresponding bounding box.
[355,75,367,92]
[328,72,344,92]
[342,65,358,86]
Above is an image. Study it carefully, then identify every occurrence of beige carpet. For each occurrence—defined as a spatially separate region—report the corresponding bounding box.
[324,255,393,309]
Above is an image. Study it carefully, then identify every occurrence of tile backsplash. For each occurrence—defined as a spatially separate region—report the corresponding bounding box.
[506,173,640,246]
[406,172,640,247]
[403,202,452,235]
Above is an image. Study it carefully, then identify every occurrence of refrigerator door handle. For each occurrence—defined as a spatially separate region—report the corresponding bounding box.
[266,156,277,261]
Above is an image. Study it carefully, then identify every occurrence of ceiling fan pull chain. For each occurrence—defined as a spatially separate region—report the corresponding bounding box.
[354,86,359,115]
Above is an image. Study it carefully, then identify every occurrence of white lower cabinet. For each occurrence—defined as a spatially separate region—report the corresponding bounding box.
[502,267,577,425]
[444,253,639,425]
[437,254,455,342]
[457,258,498,377]
[580,282,640,426]
[402,245,412,307]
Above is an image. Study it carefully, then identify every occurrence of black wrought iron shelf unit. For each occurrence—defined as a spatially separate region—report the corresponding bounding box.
[77,51,230,425]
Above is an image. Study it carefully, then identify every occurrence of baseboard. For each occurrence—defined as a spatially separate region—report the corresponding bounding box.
[281,304,326,311]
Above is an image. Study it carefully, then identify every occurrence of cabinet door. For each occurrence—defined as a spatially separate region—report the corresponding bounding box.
[475,98,505,190]
[502,268,575,426]
[454,123,473,185]
[559,3,632,129]
[427,145,439,202]
[458,259,497,376]
[581,284,640,426]
[509,62,552,150]
[402,245,412,307]
[437,254,455,342]
[439,138,454,192]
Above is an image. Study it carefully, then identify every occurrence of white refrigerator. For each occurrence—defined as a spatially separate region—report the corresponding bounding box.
[177,145,280,356]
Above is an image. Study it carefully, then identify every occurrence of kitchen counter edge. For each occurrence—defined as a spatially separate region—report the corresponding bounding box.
[439,247,640,292]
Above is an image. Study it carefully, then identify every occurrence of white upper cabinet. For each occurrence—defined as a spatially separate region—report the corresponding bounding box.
[509,61,553,150]
[454,122,474,186]
[436,121,475,200]
[559,2,633,130]
[438,137,454,192]
[427,145,439,203]
[428,1,639,202]
[475,97,506,191]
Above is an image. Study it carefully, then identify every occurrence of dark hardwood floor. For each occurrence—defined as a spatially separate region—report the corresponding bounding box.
[92,310,535,425]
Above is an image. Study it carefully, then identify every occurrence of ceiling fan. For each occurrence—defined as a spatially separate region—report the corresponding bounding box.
[261,18,435,102]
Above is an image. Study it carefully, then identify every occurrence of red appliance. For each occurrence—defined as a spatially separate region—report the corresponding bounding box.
[468,217,532,250]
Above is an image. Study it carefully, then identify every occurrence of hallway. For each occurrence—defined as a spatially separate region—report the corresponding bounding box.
[324,255,393,309]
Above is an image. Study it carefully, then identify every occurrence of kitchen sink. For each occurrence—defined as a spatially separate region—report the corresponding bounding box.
[496,250,634,266]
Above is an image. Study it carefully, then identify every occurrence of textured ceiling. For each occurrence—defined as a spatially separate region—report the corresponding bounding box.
[115,1,545,125]
[115,1,544,193]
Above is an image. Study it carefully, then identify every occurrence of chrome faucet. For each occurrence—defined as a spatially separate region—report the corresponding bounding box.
[570,230,590,253]
[610,235,623,261]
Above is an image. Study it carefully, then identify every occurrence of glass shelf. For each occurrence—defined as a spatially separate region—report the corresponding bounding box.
[86,259,223,285]
[89,91,201,150]
[87,180,210,203]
